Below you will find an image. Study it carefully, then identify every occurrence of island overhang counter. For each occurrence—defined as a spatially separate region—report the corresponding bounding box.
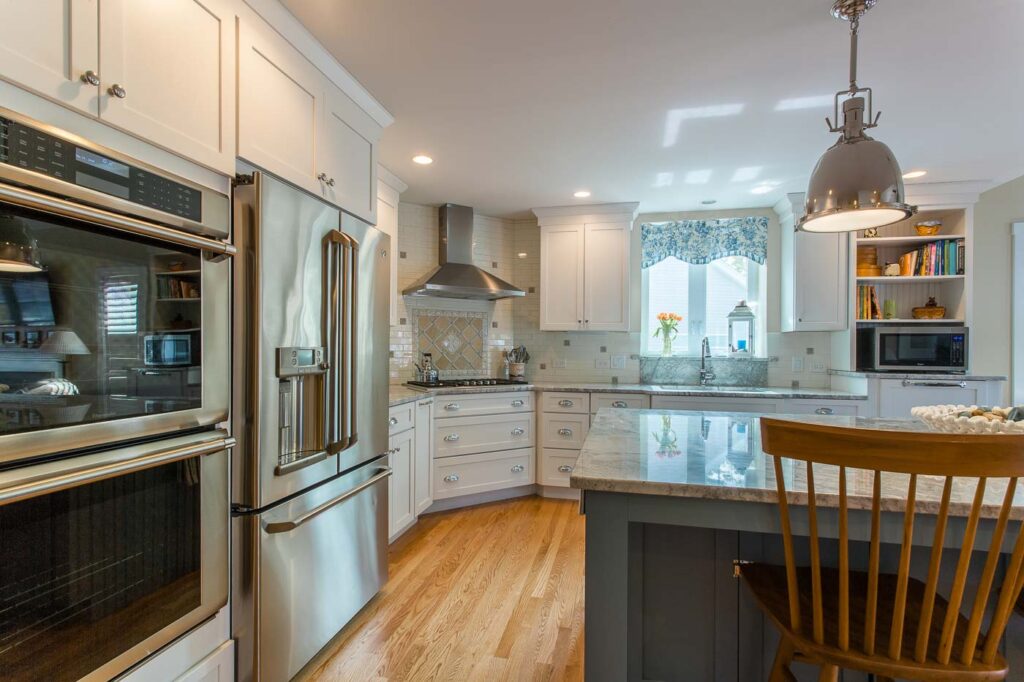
[572,408,1024,682]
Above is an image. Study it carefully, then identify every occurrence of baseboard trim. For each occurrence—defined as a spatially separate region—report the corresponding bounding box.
[423,485,537,513]
[538,486,580,500]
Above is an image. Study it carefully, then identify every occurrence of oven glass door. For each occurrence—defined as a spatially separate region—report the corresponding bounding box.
[877,331,957,368]
[0,204,215,439]
[0,434,229,681]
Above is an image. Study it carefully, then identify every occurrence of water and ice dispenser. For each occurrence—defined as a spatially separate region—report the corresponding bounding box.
[275,346,328,474]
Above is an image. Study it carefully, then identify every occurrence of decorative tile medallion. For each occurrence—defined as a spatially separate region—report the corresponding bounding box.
[413,308,489,376]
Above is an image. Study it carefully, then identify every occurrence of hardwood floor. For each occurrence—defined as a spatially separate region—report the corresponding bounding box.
[300,496,585,681]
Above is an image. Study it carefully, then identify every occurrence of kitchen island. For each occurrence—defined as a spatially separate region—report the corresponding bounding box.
[572,409,1024,682]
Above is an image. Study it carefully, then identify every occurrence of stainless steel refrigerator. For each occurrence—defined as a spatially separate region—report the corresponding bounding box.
[231,169,391,682]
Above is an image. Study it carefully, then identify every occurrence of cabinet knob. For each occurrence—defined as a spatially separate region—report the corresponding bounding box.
[444,403,460,411]
[108,83,127,98]
[388,417,399,426]
[814,407,834,415]
[558,399,574,407]
[511,399,525,407]
[558,465,574,473]
[511,427,525,436]
[317,172,328,183]
[443,433,460,442]
[386,447,400,455]
[611,400,628,408]
[80,70,100,86]
[510,464,525,473]
[558,428,573,437]
[326,177,336,187]
[443,474,460,483]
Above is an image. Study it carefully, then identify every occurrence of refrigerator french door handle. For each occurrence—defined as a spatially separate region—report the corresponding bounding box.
[0,435,235,506]
[262,466,391,534]
[347,233,359,449]
[323,230,359,454]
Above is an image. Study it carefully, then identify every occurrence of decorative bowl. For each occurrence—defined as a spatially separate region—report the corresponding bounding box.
[912,305,946,319]
[911,405,1024,434]
[914,222,942,236]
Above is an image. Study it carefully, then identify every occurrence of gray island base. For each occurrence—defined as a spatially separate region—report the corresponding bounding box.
[572,409,1024,682]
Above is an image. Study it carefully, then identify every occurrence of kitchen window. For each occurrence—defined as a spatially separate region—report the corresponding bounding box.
[640,217,768,356]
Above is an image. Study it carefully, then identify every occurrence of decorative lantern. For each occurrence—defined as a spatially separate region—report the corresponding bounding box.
[727,300,755,355]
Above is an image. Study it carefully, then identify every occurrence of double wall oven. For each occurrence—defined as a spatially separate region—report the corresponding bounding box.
[0,108,233,681]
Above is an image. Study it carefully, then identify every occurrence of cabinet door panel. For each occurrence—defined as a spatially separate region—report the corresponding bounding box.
[388,430,415,542]
[237,19,321,194]
[877,380,983,418]
[540,225,584,331]
[796,231,846,330]
[322,86,378,223]
[414,399,433,515]
[0,0,98,115]
[584,221,630,331]
[377,184,399,325]
[99,0,234,172]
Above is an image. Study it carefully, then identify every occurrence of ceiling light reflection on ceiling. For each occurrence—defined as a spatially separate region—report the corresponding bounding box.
[654,172,674,188]
[902,170,927,179]
[730,166,762,182]
[684,170,712,185]
[662,103,745,147]
[774,95,835,111]
[412,155,433,165]
[573,190,591,198]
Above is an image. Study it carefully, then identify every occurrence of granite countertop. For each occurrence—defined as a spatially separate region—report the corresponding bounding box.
[829,370,1007,381]
[570,408,1024,519]
[389,382,867,407]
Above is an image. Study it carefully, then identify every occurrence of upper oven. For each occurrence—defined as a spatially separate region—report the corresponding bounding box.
[0,108,233,465]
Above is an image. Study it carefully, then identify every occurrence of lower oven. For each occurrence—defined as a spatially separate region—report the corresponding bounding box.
[0,430,232,682]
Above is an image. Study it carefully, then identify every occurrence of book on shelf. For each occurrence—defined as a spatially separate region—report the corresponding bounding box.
[857,285,881,320]
[897,238,965,277]
[156,276,201,299]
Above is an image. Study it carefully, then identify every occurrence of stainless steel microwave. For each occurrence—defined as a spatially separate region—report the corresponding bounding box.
[857,326,968,373]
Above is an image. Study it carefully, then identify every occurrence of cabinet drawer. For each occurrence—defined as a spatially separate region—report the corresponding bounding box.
[434,391,533,418]
[540,413,589,449]
[591,393,650,413]
[784,400,860,417]
[540,392,590,414]
[435,413,533,458]
[539,448,579,487]
[388,403,415,435]
[433,449,535,500]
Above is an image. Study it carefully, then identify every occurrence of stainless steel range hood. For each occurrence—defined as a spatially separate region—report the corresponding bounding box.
[402,203,525,300]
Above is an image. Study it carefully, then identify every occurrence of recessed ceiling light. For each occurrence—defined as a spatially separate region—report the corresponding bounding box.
[750,184,776,195]
[573,190,591,198]
[902,170,927,179]
[730,166,762,183]
[701,199,717,205]
[412,155,433,165]
[684,169,712,185]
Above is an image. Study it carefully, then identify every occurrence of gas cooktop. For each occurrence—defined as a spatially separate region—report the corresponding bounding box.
[406,378,528,389]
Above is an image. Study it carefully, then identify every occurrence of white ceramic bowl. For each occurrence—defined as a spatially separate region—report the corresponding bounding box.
[911,404,1024,435]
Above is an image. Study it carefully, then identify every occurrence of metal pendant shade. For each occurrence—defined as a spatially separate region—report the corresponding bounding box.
[799,0,915,233]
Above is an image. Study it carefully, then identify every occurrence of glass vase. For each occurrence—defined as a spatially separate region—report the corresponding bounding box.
[661,334,673,357]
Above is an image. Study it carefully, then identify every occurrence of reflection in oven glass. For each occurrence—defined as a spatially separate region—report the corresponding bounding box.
[0,458,201,681]
[0,207,203,436]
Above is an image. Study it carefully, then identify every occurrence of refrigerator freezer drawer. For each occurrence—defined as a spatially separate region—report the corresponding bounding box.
[233,458,389,682]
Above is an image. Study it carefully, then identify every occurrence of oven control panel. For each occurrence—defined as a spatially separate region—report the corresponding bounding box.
[0,116,201,222]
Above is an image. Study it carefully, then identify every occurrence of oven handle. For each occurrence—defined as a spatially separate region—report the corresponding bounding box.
[0,435,235,506]
[262,466,392,534]
[0,183,236,257]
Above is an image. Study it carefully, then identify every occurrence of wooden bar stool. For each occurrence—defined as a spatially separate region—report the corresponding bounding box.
[739,417,1024,682]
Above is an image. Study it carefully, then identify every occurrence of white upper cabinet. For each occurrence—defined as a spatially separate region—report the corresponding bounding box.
[0,0,99,116]
[778,193,848,332]
[99,0,235,173]
[377,167,407,326]
[322,87,379,224]
[534,203,639,332]
[237,18,323,194]
[539,224,585,330]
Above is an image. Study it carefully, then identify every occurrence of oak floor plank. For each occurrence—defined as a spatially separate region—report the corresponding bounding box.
[300,497,585,682]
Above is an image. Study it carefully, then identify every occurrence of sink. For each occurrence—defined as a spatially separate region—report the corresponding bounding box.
[655,385,778,393]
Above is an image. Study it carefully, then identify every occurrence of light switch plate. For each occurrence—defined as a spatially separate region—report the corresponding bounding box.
[611,355,626,369]
[791,357,804,373]
[595,357,611,369]
[809,358,827,373]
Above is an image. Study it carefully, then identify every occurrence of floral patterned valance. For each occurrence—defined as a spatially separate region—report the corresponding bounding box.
[640,216,769,268]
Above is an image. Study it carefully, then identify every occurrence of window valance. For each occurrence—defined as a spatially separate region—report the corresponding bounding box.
[640,216,768,268]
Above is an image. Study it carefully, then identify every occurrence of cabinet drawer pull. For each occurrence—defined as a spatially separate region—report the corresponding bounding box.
[557,428,573,437]
[511,427,525,436]
[388,417,399,426]
[814,407,834,415]
[444,403,460,411]
[443,433,460,442]
[902,379,967,388]
[611,400,629,408]
[386,447,400,456]
[80,70,100,86]
[443,474,460,483]
[510,464,525,473]
[108,83,127,98]
[558,465,574,473]
[558,399,574,407]
[511,399,525,407]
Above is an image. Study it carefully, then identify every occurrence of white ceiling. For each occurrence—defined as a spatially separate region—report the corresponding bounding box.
[282,0,1024,218]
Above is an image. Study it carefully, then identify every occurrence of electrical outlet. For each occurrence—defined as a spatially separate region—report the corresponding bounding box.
[611,355,626,369]
[553,358,567,369]
[595,357,611,369]
[790,356,804,373]
[809,358,827,373]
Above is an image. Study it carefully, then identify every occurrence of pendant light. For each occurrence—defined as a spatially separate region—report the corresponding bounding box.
[0,214,42,272]
[799,0,915,233]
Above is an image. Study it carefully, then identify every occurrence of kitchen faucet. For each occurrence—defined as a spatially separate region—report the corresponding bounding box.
[699,337,716,386]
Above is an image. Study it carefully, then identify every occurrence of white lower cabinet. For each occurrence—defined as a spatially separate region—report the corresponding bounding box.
[414,399,434,515]
[784,400,861,417]
[539,448,579,487]
[540,412,590,450]
[434,449,534,499]
[387,425,415,542]
[174,641,234,682]
[435,412,533,458]
[875,378,1003,418]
